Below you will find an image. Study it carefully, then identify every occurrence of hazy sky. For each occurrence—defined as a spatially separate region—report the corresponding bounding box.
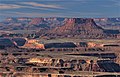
[0,0,120,21]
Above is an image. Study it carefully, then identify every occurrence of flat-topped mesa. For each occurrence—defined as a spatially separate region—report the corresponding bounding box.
[49,18,104,36]
[74,18,94,24]
[64,18,96,24]
[63,18,103,30]
[80,18,104,30]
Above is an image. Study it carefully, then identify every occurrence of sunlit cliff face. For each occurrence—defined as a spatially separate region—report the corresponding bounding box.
[87,42,96,47]
[87,42,103,47]
[86,60,91,64]
[28,58,52,63]
[23,39,45,49]
[27,39,37,43]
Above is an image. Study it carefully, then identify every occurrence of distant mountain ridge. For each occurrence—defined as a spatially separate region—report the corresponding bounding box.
[0,17,120,39]
[0,17,120,30]
[94,17,120,30]
[0,17,65,30]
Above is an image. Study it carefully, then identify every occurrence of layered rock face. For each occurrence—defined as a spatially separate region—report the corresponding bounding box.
[49,18,104,38]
